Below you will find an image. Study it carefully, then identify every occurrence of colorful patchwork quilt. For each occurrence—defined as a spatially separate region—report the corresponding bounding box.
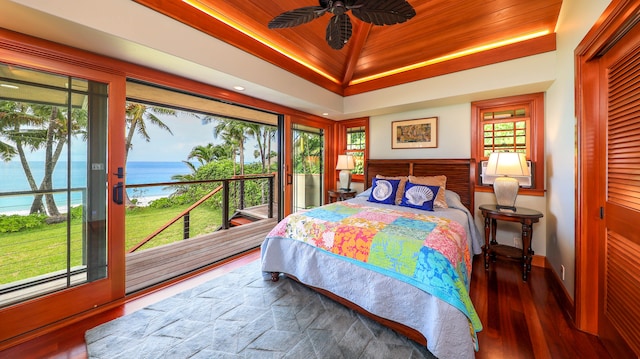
[267,201,482,343]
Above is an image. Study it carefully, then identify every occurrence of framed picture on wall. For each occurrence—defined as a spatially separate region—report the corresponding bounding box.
[391,117,438,149]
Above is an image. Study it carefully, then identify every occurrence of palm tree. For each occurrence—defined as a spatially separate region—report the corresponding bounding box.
[0,141,15,162]
[212,119,250,176]
[0,101,33,162]
[29,104,87,216]
[168,161,198,196]
[187,143,232,165]
[0,101,76,215]
[125,103,175,161]
[1,102,47,212]
[246,123,277,173]
[293,131,322,174]
[124,102,176,206]
[0,105,18,162]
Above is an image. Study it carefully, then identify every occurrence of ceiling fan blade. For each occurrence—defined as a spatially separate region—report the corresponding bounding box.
[351,0,416,26]
[326,14,352,50]
[268,6,327,29]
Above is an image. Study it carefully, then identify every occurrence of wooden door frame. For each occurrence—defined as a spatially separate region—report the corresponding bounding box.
[283,115,336,216]
[0,30,127,346]
[575,0,640,342]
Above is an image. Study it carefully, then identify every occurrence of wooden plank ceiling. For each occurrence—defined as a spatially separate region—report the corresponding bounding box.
[134,0,562,96]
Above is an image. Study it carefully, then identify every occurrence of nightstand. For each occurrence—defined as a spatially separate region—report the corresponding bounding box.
[328,189,357,203]
[479,204,543,281]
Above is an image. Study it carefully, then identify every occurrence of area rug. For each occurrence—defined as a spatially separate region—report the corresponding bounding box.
[85,260,436,358]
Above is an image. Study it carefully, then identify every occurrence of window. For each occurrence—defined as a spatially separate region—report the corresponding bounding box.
[346,125,366,175]
[472,93,544,194]
[336,118,369,182]
[481,107,530,157]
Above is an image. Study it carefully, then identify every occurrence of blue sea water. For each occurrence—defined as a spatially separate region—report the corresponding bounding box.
[0,161,191,214]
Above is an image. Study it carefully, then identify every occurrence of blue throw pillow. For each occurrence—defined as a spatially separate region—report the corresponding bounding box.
[368,178,401,205]
[399,183,440,211]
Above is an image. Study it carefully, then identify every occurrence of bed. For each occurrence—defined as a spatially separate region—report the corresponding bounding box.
[261,159,483,358]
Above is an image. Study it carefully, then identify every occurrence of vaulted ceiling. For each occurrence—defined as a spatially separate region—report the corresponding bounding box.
[134,0,563,96]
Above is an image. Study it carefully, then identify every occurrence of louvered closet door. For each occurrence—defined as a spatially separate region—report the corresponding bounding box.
[601,20,640,356]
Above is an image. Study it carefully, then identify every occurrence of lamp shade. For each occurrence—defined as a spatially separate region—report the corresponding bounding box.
[485,152,529,176]
[336,155,355,190]
[336,155,355,170]
[486,152,529,210]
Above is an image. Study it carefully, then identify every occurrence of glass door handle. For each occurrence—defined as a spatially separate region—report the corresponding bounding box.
[113,182,123,205]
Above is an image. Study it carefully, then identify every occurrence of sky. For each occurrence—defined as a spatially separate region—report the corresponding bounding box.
[130,113,272,163]
[127,114,220,162]
[19,113,265,163]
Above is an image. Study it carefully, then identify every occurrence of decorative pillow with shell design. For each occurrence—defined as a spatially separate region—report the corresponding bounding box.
[407,175,448,208]
[368,178,401,205]
[375,175,408,205]
[399,183,440,211]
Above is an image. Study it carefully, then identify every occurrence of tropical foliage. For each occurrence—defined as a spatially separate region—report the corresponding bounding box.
[293,130,323,174]
[0,213,47,233]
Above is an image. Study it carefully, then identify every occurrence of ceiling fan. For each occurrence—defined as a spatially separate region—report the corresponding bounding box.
[268,0,416,50]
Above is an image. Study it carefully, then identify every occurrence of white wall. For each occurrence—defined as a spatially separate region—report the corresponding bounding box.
[370,103,472,159]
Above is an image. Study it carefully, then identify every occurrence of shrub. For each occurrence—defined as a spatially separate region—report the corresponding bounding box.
[148,197,175,209]
[70,205,84,220]
[0,213,47,233]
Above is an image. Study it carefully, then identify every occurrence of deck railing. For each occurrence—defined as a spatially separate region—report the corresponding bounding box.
[0,174,275,304]
[125,174,275,253]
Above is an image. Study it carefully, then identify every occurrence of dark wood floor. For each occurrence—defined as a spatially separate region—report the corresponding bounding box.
[471,257,611,359]
[1,251,612,359]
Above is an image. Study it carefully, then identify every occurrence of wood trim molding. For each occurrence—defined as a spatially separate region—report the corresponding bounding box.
[471,92,545,193]
[334,117,369,186]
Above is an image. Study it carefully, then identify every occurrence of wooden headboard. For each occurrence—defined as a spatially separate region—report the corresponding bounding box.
[365,159,476,216]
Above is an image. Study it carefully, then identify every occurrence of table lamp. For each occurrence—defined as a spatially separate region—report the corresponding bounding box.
[485,152,529,210]
[336,154,355,191]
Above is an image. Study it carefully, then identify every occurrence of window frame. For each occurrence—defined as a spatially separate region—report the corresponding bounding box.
[471,93,545,195]
[335,117,369,184]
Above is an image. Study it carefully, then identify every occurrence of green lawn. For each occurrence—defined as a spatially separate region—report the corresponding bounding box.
[0,205,223,285]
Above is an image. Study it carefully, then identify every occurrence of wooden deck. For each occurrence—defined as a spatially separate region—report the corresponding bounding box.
[126,217,278,293]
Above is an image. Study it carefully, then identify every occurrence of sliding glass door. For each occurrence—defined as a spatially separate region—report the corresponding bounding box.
[0,57,125,342]
[282,116,333,215]
[291,123,324,212]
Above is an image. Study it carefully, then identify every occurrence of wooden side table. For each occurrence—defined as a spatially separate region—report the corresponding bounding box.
[328,189,356,203]
[479,204,543,281]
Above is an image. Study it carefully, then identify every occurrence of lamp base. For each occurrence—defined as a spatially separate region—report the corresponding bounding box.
[339,170,352,191]
[496,204,517,212]
[493,176,519,210]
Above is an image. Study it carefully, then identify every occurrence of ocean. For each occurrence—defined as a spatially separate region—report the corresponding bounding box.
[0,161,191,214]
